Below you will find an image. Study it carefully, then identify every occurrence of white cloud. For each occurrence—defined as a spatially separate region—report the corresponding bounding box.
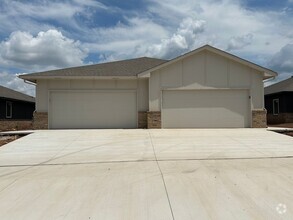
[145,18,206,59]
[1,0,291,65]
[0,30,88,71]
[227,34,254,51]
[83,17,169,61]
[0,72,35,96]
[269,44,293,73]
[0,0,107,29]
[144,0,292,63]
[264,43,293,86]
[87,0,292,64]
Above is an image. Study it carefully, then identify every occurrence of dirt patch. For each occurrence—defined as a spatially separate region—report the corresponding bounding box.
[0,135,21,147]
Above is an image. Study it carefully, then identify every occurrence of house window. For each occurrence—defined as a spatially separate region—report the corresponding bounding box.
[6,101,12,118]
[273,99,279,115]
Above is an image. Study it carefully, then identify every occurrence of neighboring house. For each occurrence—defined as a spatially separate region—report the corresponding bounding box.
[0,85,35,120]
[264,76,293,124]
[0,85,35,131]
[19,45,277,129]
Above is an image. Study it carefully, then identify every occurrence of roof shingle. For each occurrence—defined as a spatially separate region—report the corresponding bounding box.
[0,85,35,102]
[20,57,167,79]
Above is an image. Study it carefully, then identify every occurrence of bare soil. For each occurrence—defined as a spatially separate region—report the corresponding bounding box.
[0,135,20,147]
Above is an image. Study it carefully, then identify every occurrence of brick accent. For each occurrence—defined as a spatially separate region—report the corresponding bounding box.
[138,111,147,128]
[252,109,267,128]
[267,113,293,124]
[147,111,161,129]
[33,112,48,129]
[0,120,33,131]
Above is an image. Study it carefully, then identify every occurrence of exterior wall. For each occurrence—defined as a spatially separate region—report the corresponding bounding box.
[150,51,264,111]
[267,113,293,124]
[0,98,35,120]
[265,92,293,124]
[36,79,149,113]
[138,111,147,128]
[149,50,265,127]
[265,92,293,114]
[33,112,48,129]
[0,120,33,131]
[252,109,267,128]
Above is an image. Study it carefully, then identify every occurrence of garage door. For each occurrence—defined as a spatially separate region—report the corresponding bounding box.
[162,90,250,128]
[49,90,137,129]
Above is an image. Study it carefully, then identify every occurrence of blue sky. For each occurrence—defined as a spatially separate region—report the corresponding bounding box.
[0,0,292,96]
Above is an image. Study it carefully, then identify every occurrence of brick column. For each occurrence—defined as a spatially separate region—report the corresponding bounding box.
[33,112,48,129]
[147,111,161,129]
[252,109,267,128]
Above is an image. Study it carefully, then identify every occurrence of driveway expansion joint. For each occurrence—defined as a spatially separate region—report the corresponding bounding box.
[148,131,175,220]
[1,155,293,168]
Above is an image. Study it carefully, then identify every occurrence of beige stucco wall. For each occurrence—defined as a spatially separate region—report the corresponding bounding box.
[36,79,149,112]
[149,50,264,111]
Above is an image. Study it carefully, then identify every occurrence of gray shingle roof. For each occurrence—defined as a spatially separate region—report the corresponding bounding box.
[0,85,35,103]
[264,75,293,95]
[20,57,167,79]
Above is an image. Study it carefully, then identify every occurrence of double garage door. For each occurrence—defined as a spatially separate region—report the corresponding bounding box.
[49,89,250,129]
[162,90,250,128]
[49,90,137,129]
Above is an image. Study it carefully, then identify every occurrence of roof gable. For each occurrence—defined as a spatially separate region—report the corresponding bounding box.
[0,85,35,102]
[138,45,277,79]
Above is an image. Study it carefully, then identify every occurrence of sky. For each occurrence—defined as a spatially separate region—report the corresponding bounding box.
[0,0,292,96]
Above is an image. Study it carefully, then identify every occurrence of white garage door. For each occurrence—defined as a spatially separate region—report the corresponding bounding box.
[162,90,250,128]
[49,90,137,129]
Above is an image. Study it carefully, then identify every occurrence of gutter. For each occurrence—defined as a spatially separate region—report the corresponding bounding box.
[263,76,276,83]
[24,79,36,86]
[17,74,36,85]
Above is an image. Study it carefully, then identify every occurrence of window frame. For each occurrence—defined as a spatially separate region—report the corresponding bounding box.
[6,101,12,119]
[273,99,279,115]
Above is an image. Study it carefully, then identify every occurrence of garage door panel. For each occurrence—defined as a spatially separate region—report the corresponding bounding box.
[49,90,137,129]
[162,90,249,128]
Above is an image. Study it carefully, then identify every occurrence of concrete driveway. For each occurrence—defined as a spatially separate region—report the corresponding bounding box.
[0,129,292,219]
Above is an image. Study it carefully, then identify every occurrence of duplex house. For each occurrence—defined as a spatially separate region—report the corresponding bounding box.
[19,45,277,129]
